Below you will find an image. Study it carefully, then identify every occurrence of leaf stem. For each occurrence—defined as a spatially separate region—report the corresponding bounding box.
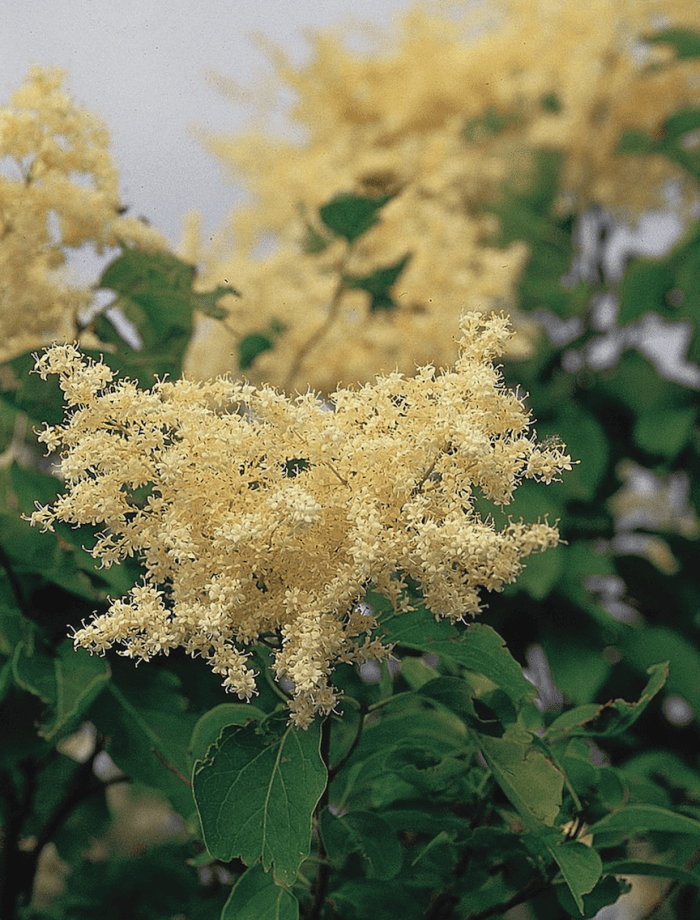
[284,245,352,391]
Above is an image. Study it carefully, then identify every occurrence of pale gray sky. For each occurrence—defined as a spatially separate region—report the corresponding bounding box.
[1,0,415,251]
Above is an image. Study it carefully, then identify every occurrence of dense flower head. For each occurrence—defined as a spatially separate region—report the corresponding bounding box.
[0,66,167,361]
[28,314,572,727]
[184,0,700,391]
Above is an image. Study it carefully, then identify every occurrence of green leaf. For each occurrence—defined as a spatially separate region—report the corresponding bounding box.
[623,751,700,800]
[100,244,196,298]
[237,321,286,370]
[417,675,515,736]
[605,859,700,889]
[187,702,266,768]
[95,243,237,384]
[546,662,668,740]
[618,260,675,325]
[663,108,700,144]
[192,284,241,320]
[100,246,195,338]
[588,804,700,842]
[550,840,603,916]
[477,727,564,829]
[221,864,298,920]
[644,27,700,60]
[330,879,426,920]
[555,874,629,920]
[319,193,393,243]
[0,349,66,428]
[12,638,110,743]
[622,627,700,717]
[538,404,608,501]
[617,129,658,156]
[633,406,697,459]
[89,667,198,817]
[373,597,536,706]
[342,253,411,313]
[302,223,331,254]
[193,719,327,885]
[320,809,403,880]
[238,332,274,370]
[462,107,522,142]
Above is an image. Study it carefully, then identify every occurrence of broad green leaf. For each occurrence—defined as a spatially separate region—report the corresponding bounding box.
[0,505,97,602]
[12,638,110,742]
[373,597,536,706]
[319,193,393,243]
[588,804,700,842]
[462,106,522,142]
[193,284,241,319]
[644,27,700,59]
[416,676,480,723]
[538,404,608,501]
[330,879,426,920]
[0,348,66,428]
[193,719,327,885]
[89,667,197,818]
[330,705,468,810]
[664,108,700,144]
[633,406,697,459]
[187,702,266,768]
[418,675,515,736]
[623,751,700,800]
[0,657,12,704]
[382,743,468,797]
[478,728,564,829]
[320,809,403,880]
[237,321,286,370]
[622,627,700,717]
[605,859,700,889]
[399,655,440,690]
[618,260,675,325]
[302,222,331,254]
[342,253,411,312]
[546,662,668,739]
[381,804,468,841]
[560,740,625,810]
[19,751,110,860]
[541,634,611,706]
[555,875,629,920]
[617,129,657,156]
[549,840,603,916]
[410,829,455,868]
[238,332,274,370]
[221,864,298,920]
[100,244,196,300]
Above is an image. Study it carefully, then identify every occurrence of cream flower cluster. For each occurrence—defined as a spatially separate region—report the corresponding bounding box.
[28,313,572,727]
[0,66,166,362]
[185,0,700,392]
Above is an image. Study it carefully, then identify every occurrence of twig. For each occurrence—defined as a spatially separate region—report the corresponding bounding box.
[283,248,352,392]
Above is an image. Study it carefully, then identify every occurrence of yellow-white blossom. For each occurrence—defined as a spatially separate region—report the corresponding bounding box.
[28,313,572,727]
[0,66,167,362]
[185,0,700,391]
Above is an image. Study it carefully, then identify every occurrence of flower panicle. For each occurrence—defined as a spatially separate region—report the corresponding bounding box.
[27,312,573,727]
